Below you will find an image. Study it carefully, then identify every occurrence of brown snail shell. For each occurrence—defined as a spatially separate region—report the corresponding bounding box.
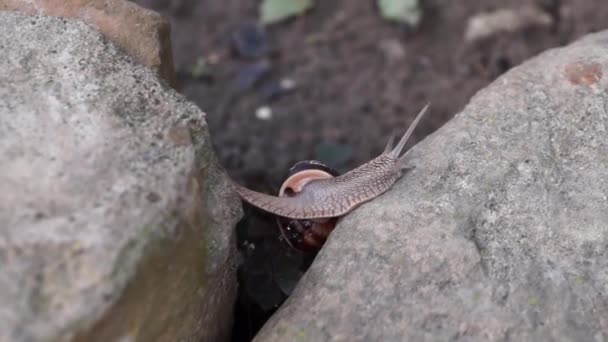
[277,160,340,251]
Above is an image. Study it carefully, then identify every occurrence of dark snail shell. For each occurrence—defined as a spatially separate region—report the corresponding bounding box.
[277,160,340,251]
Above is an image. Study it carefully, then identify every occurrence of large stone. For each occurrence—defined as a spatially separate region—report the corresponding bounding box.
[0,0,175,85]
[0,12,239,342]
[255,31,608,341]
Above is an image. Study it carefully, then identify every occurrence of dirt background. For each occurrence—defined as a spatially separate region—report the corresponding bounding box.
[133,0,606,186]
[132,0,608,340]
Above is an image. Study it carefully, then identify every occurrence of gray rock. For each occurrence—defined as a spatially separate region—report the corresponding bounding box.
[0,0,175,85]
[255,31,608,341]
[0,12,240,342]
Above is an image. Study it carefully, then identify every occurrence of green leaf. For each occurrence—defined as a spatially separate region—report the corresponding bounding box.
[260,0,313,24]
[378,0,422,26]
[191,57,209,79]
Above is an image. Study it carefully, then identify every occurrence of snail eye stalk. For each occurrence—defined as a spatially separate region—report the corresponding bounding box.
[389,103,430,159]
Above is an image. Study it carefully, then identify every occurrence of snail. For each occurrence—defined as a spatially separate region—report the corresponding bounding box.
[232,104,429,250]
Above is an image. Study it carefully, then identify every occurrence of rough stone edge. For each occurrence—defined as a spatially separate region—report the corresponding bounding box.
[58,25,243,342]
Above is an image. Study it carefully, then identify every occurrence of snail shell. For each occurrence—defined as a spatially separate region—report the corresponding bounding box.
[277,160,340,251]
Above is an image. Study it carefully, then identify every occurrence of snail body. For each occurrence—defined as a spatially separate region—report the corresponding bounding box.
[232,104,429,249]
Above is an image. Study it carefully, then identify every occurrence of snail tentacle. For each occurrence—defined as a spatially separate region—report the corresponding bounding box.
[383,133,396,154]
[388,103,429,158]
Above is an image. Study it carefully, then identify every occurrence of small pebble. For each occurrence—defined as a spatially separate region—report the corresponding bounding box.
[255,106,273,120]
[280,78,296,91]
[465,6,553,43]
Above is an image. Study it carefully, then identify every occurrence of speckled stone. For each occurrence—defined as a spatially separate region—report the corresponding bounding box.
[0,12,240,342]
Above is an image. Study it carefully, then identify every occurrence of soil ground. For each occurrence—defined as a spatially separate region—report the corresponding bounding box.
[134,0,608,340]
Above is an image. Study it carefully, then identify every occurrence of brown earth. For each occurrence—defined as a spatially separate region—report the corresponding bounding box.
[132,0,608,187]
[132,0,608,340]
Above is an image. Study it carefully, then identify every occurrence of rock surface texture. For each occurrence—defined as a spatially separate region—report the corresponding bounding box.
[255,31,608,341]
[0,0,175,85]
[0,12,239,342]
